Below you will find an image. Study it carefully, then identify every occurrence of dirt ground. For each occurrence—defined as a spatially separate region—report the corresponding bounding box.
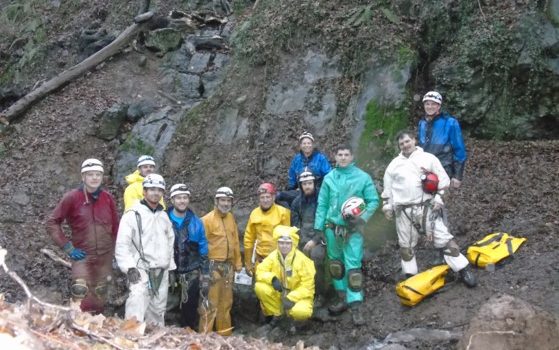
[1,10,559,348]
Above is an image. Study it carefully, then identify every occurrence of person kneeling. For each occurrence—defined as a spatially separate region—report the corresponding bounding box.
[254,226,316,328]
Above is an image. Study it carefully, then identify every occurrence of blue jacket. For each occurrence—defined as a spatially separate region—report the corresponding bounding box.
[168,207,209,274]
[288,150,332,190]
[418,111,467,180]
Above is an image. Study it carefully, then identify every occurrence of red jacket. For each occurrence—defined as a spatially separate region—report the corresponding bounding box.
[47,188,119,255]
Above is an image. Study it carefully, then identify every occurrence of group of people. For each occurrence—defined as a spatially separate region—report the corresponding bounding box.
[46,90,476,335]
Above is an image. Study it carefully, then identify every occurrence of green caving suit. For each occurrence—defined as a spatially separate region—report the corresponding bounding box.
[314,163,379,304]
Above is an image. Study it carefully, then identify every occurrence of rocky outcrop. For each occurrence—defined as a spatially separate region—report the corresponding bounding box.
[457,294,559,350]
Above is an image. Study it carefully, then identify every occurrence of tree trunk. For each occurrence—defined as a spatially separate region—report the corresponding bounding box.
[0,12,153,123]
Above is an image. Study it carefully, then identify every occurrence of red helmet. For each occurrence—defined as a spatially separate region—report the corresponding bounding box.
[257,183,276,195]
[421,172,439,194]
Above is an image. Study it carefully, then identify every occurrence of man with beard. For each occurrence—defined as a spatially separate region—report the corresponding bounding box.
[115,174,176,326]
[290,169,326,307]
[381,131,476,287]
[166,184,209,330]
[244,183,291,276]
[418,91,467,189]
[199,187,242,336]
[123,155,165,210]
[47,158,119,313]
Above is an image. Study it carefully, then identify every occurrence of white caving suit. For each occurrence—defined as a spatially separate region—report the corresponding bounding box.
[115,201,176,326]
[381,147,469,275]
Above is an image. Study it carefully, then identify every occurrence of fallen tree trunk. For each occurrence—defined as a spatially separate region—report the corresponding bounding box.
[0,12,154,123]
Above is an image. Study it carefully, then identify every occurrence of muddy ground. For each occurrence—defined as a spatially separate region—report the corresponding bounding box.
[1,9,559,348]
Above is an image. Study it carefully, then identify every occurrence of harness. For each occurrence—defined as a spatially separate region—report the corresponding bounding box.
[132,211,165,298]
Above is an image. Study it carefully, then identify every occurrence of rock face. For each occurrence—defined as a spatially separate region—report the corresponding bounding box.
[457,294,559,350]
[419,1,559,139]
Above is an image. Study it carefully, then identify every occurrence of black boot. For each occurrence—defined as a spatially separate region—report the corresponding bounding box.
[432,249,445,265]
[328,292,348,315]
[349,302,365,326]
[459,265,477,288]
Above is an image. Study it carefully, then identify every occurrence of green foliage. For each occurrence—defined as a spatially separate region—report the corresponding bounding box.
[120,136,155,155]
[357,100,408,167]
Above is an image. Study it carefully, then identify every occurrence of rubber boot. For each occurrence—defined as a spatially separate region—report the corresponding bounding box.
[328,292,348,315]
[313,294,325,309]
[349,302,365,326]
[459,265,477,288]
[432,249,445,265]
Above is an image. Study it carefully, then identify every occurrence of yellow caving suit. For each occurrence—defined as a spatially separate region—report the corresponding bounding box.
[244,204,290,273]
[199,208,243,336]
[123,170,165,211]
[255,226,315,321]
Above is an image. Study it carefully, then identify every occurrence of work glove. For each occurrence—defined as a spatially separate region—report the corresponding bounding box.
[382,204,394,221]
[127,268,141,284]
[348,216,366,229]
[63,242,86,261]
[282,296,295,311]
[245,264,253,277]
[200,274,210,294]
[271,277,283,292]
[169,271,177,288]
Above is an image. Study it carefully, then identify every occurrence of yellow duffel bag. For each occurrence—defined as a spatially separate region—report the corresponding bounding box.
[396,265,450,307]
[466,232,527,268]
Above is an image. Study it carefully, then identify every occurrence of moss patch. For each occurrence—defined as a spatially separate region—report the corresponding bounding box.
[357,100,408,171]
[120,135,155,155]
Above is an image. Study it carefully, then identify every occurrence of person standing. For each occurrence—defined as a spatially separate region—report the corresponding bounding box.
[314,144,379,326]
[290,169,326,307]
[199,187,243,336]
[167,184,209,330]
[123,155,165,210]
[418,91,467,189]
[115,174,176,326]
[381,130,476,287]
[47,158,119,313]
[244,183,291,276]
[287,132,331,190]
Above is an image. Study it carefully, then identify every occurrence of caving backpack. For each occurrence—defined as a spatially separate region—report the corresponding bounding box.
[466,232,527,268]
[396,265,450,307]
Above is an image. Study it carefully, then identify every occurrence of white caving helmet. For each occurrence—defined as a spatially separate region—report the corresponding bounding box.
[298,131,315,143]
[215,187,234,199]
[143,173,166,190]
[81,158,104,173]
[137,155,156,168]
[298,169,315,183]
[341,196,366,219]
[422,91,443,105]
[170,183,191,198]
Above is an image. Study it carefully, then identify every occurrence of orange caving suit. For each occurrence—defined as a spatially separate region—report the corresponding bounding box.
[199,208,243,336]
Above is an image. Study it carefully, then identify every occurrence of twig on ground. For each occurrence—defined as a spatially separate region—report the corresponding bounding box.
[41,248,72,268]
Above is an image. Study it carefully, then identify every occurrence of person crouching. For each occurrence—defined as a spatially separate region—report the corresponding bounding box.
[254,225,315,328]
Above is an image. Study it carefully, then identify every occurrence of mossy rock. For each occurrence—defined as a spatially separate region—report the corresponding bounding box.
[145,28,183,53]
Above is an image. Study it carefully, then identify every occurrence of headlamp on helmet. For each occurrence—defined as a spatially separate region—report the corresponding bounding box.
[298,131,314,143]
[298,170,315,183]
[422,91,443,105]
[257,183,276,195]
[137,155,156,168]
[215,187,234,199]
[170,183,191,198]
[81,158,104,173]
[143,174,166,190]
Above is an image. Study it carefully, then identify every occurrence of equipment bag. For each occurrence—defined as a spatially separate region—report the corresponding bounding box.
[466,232,527,268]
[396,265,449,307]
